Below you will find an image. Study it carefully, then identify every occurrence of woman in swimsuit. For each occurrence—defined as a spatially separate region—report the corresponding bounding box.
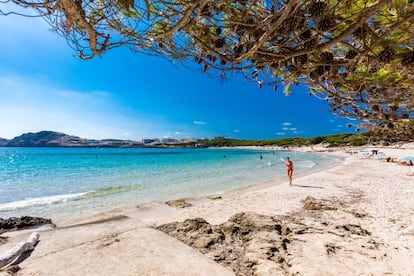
[285,157,293,185]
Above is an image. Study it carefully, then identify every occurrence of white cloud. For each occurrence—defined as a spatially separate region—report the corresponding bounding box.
[281,123,298,132]
[233,129,240,133]
[0,75,161,140]
[58,90,112,102]
[0,76,111,106]
[329,119,335,123]
[282,127,298,131]
[193,121,207,125]
[276,132,285,136]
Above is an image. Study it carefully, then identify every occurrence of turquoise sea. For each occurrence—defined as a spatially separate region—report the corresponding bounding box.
[0,147,339,219]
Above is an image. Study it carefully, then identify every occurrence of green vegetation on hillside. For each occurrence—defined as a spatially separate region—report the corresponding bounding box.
[182,133,369,148]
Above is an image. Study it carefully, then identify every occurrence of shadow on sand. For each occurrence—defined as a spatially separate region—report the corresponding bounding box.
[292,184,324,189]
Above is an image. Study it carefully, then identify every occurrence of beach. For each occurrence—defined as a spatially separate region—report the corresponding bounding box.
[1,145,414,275]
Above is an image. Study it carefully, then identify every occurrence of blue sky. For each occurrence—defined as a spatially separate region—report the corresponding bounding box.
[0,9,355,141]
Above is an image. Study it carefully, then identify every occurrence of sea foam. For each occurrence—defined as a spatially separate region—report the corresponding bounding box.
[296,160,316,168]
[0,192,88,211]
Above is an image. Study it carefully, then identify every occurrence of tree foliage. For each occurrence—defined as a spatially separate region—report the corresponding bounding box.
[185,133,369,147]
[2,0,414,140]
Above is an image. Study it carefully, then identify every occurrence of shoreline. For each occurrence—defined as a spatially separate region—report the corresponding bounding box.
[0,147,339,224]
[1,145,414,275]
[0,146,330,220]
[51,149,345,227]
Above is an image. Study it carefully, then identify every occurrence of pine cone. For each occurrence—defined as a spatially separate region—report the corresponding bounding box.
[295,54,308,65]
[299,30,312,41]
[303,38,318,50]
[233,44,244,54]
[401,51,414,66]
[315,65,326,75]
[215,27,222,35]
[320,51,334,63]
[317,17,334,31]
[308,1,326,17]
[215,38,225,48]
[345,50,358,59]
[378,47,394,63]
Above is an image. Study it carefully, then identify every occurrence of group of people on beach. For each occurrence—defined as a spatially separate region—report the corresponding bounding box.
[353,149,413,175]
[385,156,413,166]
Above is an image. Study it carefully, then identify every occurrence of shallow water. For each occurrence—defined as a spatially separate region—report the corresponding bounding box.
[0,147,339,219]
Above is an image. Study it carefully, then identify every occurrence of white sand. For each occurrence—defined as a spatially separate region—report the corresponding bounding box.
[1,146,414,275]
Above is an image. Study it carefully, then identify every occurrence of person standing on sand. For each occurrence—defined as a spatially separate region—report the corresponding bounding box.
[285,157,293,185]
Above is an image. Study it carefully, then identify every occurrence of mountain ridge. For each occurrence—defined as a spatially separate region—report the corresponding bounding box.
[0,137,8,147]
[0,131,143,148]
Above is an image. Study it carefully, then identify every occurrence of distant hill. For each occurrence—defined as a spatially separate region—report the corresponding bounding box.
[0,138,9,146]
[5,131,90,147]
[1,131,144,148]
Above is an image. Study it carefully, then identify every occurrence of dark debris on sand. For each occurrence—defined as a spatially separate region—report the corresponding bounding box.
[0,216,54,234]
